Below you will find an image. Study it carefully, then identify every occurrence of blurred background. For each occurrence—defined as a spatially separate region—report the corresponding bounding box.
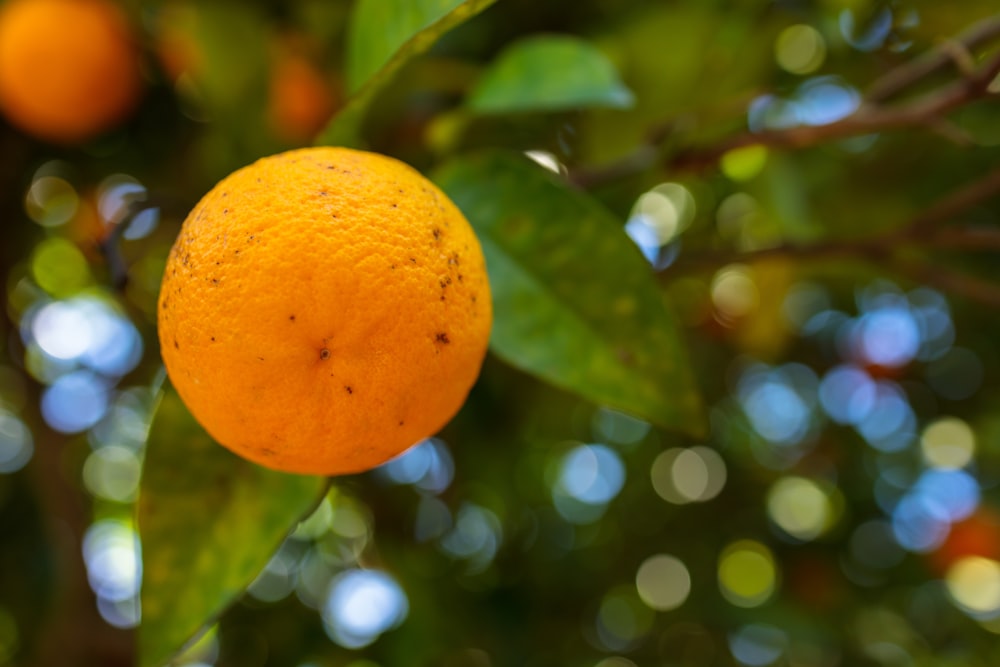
[3,0,1000,665]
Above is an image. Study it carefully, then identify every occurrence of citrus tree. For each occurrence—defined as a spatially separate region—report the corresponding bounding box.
[2,0,1000,666]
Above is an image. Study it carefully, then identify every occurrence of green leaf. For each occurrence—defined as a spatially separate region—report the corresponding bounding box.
[467,35,635,114]
[433,151,705,435]
[137,387,327,667]
[317,0,496,147]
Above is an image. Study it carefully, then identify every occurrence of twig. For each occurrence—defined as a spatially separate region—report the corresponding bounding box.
[895,260,1000,308]
[669,166,1000,307]
[668,49,1000,171]
[901,165,1000,236]
[570,17,1000,187]
[865,14,1000,102]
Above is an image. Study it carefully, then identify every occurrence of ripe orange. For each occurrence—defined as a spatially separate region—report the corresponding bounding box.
[267,44,338,144]
[0,0,143,144]
[157,147,492,475]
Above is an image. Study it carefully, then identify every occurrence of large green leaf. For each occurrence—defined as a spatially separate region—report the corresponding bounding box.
[433,151,705,435]
[137,388,327,667]
[467,35,635,114]
[316,0,496,147]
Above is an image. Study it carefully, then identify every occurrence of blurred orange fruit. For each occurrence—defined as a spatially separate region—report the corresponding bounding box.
[157,147,492,475]
[267,45,337,143]
[929,507,1000,574]
[0,0,143,143]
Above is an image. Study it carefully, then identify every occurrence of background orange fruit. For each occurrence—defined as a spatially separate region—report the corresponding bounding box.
[157,147,492,475]
[0,0,143,144]
[267,37,338,143]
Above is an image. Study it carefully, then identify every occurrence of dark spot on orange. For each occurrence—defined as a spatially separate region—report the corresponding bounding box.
[432,228,441,240]
[211,336,216,342]
[398,420,404,426]
[435,332,450,344]
[174,339,179,349]
[260,448,275,456]
[391,203,398,208]
[211,278,219,285]
[258,356,265,361]
[223,208,229,214]
[320,190,328,196]
[458,274,464,282]
[409,257,416,263]
[320,348,331,360]
[289,314,296,321]
[345,385,353,394]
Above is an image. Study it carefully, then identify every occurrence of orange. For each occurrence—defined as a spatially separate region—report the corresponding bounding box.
[157,147,492,475]
[267,39,338,143]
[0,0,143,143]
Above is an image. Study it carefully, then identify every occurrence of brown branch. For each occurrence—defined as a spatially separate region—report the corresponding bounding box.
[895,260,1000,308]
[571,17,1000,187]
[668,49,1000,171]
[865,14,1000,102]
[901,165,1000,236]
[669,166,1000,307]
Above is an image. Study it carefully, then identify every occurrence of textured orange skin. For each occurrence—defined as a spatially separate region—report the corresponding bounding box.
[158,147,492,475]
[0,0,142,143]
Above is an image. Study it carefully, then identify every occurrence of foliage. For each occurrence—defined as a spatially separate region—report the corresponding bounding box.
[2,0,1000,666]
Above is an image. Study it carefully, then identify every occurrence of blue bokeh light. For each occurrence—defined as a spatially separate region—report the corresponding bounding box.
[41,370,110,433]
[322,569,408,649]
[818,364,876,425]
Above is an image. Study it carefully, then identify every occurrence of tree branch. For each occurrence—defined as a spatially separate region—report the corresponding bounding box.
[669,166,1000,307]
[865,14,1000,102]
[571,15,1000,187]
[668,48,1000,171]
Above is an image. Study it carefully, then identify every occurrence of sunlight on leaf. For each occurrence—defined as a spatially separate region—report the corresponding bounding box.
[136,387,327,667]
[433,151,705,435]
[468,35,635,114]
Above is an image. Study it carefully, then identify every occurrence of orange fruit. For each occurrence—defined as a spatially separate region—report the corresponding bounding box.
[157,147,492,475]
[0,0,143,144]
[267,42,337,143]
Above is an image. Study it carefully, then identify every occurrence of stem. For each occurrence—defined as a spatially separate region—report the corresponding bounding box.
[571,17,1000,186]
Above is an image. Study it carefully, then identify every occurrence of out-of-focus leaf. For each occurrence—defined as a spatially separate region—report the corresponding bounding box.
[137,388,327,667]
[433,151,705,435]
[317,0,496,147]
[467,35,635,114]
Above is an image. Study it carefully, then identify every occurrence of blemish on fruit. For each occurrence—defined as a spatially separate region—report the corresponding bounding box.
[435,332,450,344]
[289,314,296,321]
[345,385,353,394]
[320,348,331,360]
